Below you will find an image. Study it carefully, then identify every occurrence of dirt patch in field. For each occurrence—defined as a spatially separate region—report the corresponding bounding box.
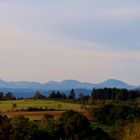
[2,110,92,120]
[2,111,65,117]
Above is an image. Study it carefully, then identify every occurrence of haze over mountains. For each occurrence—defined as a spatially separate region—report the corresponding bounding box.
[0,79,139,98]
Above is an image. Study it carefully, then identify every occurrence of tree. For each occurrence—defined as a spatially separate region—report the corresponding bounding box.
[56,91,61,98]
[12,104,17,111]
[49,91,56,98]
[57,110,93,139]
[10,115,31,140]
[61,92,67,99]
[0,115,11,140]
[68,89,75,99]
[33,91,45,99]
[40,114,54,129]
[0,92,4,101]
[5,92,16,100]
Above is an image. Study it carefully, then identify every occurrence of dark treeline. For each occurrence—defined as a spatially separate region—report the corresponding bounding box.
[0,88,140,102]
[33,88,140,102]
[92,88,140,101]
[33,89,75,100]
[0,89,76,101]
[49,89,75,99]
[0,92,16,100]
[49,91,67,99]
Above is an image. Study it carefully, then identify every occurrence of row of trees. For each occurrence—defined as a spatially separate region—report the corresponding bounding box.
[49,91,67,99]
[0,92,16,100]
[92,88,140,101]
[33,89,76,100]
[0,88,140,102]
[34,88,140,102]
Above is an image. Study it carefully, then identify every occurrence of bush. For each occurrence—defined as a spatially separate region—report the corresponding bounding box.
[93,104,140,125]
[10,115,31,140]
[56,110,94,139]
[0,115,11,140]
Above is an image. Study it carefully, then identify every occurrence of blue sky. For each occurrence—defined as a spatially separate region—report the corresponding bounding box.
[0,0,140,85]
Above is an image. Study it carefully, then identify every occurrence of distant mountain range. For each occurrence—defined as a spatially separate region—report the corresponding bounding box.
[0,79,139,98]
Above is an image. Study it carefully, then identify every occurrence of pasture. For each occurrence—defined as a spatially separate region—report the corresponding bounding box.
[0,99,82,112]
[0,99,84,120]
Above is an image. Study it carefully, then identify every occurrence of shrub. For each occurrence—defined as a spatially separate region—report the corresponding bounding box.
[123,121,140,140]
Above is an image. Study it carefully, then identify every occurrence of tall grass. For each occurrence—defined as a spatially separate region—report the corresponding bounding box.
[123,121,140,140]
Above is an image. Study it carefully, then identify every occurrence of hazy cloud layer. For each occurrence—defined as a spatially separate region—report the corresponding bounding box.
[0,0,140,85]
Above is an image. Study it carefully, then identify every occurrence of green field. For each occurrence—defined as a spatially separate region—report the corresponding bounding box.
[0,99,82,112]
[91,123,112,133]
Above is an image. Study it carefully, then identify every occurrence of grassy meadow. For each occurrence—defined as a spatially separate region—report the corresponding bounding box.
[0,99,82,112]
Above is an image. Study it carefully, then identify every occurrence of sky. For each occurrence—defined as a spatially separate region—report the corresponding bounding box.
[0,0,140,85]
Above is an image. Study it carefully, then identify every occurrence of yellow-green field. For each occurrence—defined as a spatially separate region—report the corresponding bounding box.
[0,99,82,112]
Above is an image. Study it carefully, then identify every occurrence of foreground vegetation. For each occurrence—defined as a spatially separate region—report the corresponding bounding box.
[0,88,140,139]
[92,103,140,139]
[0,110,111,140]
[1,103,139,140]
